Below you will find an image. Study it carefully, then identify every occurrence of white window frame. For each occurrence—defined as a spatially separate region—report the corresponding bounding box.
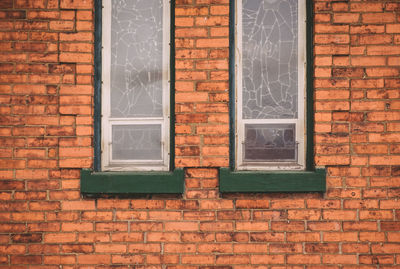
[101,0,170,171]
[235,0,307,171]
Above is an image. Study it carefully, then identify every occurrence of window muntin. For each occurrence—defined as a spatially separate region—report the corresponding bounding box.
[101,0,170,171]
[236,0,306,170]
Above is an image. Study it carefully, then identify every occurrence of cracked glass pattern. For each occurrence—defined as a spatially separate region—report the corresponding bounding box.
[112,125,162,160]
[242,0,298,119]
[110,0,164,118]
[244,124,296,161]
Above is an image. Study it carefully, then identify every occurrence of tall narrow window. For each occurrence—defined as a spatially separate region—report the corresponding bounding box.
[236,0,306,170]
[101,0,170,171]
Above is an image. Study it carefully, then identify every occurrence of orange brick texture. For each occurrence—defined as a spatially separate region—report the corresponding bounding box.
[175,0,230,168]
[0,0,400,267]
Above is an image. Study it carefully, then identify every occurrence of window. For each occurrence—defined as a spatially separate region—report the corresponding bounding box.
[219,0,325,192]
[81,0,184,195]
[101,0,170,171]
[236,0,306,170]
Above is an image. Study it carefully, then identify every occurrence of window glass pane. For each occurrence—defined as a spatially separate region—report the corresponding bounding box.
[242,0,298,119]
[112,124,162,160]
[110,0,163,118]
[244,124,296,162]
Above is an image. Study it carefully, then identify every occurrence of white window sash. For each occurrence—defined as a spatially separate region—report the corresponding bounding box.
[101,0,170,171]
[236,0,307,171]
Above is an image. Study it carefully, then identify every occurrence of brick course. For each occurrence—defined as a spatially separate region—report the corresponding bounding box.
[0,0,400,267]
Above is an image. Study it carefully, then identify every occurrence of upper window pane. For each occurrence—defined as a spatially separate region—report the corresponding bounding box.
[242,0,298,120]
[110,0,164,118]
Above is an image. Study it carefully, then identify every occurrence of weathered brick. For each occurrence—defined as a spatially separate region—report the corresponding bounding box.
[0,0,399,267]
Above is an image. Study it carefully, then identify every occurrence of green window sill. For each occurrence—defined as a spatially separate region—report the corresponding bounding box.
[219,168,326,193]
[80,169,184,194]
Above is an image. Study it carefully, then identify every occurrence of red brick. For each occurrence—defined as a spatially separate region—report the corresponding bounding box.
[175,7,208,16]
[332,2,348,11]
[322,254,357,264]
[368,46,400,55]
[11,255,42,265]
[324,232,358,242]
[271,221,305,232]
[78,232,109,243]
[148,211,182,220]
[111,254,144,264]
[111,232,143,242]
[287,254,320,264]
[176,17,194,26]
[333,13,360,23]
[61,201,95,211]
[323,210,357,220]
[176,28,208,37]
[305,243,339,253]
[77,254,111,265]
[44,233,76,243]
[96,222,128,232]
[200,222,233,231]
[315,24,349,34]
[181,255,214,265]
[287,232,320,242]
[342,243,369,253]
[147,232,180,242]
[362,13,396,23]
[198,243,232,253]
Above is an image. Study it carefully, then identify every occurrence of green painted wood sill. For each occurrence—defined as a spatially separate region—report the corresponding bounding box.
[80,169,184,194]
[219,168,326,193]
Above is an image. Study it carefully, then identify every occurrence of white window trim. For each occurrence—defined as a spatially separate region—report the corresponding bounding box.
[101,0,170,171]
[235,0,307,171]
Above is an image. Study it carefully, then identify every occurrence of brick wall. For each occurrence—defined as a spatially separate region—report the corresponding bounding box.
[175,1,229,168]
[1,0,400,267]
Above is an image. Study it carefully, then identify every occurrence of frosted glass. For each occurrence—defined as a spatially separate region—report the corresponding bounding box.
[112,125,162,160]
[244,124,296,161]
[242,0,298,119]
[110,0,164,117]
